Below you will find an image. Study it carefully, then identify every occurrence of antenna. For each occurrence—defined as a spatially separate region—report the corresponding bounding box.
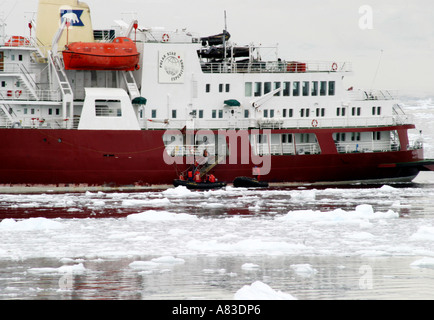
[223,10,227,63]
[371,49,383,91]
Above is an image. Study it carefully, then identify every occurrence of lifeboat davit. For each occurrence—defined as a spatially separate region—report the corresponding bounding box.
[63,37,140,71]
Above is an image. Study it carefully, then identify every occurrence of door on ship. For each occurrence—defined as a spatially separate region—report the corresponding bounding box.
[0,52,4,71]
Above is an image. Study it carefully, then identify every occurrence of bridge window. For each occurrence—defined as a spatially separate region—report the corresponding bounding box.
[320,81,327,96]
[283,82,291,96]
[328,81,335,95]
[245,82,252,97]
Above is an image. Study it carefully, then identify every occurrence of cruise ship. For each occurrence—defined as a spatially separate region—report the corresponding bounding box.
[0,0,432,189]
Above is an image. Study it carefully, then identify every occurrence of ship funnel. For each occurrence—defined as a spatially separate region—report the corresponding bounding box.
[36,0,94,57]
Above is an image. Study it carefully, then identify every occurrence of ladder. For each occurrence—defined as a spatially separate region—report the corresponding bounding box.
[121,71,141,100]
[48,51,74,128]
[199,154,226,178]
[18,63,39,100]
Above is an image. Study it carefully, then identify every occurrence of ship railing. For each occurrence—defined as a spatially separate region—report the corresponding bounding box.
[0,89,61,101]
[200,60,352,74]
[260,116,404,129]
[335,141,400,154]
[142,115,411,131]
[164,144,217,157]
[1,117,67,129]
[347,89,399,101]
[253,142,320,156]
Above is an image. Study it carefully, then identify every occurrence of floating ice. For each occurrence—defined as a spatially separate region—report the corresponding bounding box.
[27,263,86,274]
[234,281,297,300]
[122,198,171,207]
[129,256,185,270]
[0,218,65,231]
[241,263,260,270]
[162,186,200,198]
[277,204,398,224]
[151,256,185,264]
[410,257,434,269]
[126,210,197,222]
[290,264,318,277]
[409,226,434,242]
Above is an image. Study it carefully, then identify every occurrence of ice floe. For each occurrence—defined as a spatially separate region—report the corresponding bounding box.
[234,281,297,300]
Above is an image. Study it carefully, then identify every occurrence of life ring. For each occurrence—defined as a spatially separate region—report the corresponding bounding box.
[162,34,170,42]
[332,62,338,71]
[311,119,319,127]
[15,90,22,98]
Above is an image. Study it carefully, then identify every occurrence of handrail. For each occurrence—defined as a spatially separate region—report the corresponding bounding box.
[200,60,352,74]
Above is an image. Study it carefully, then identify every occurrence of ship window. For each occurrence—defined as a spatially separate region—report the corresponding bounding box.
[373,132,381,140]
[320,81,327,96]
[293,82,300,96]
[56,108,60,115]
[283,109,287,117]
[351,132,361,141]
[264,82,272,94]
[274,82,281,96]
[1,81,6,87]
[311,81,318,96]
[283,82,290,96]
[282,134,293,143]
[151,110,157,118]
[372,106,382,115]
[212,110,217,118]
[337,107,345,116]
[11,55,15,61]
[172,110,177,118]
[300,109,304,117]
[245,82,252,97]
[264,110,268,118]
[48,108,52,115]
[302,82,309,96]
[199,110,204,118]
[19,55,23,61]
[24,108,27,114]
[95,100,122,117]
[244,110,249,118]
[218,110,223,118]
[206,84,211,93]
[328,81,335,95]
[270,109,274,118]
[219,84,223,92]
[288,108,293,117]
[225,84,230,92]
[254,82,262,96]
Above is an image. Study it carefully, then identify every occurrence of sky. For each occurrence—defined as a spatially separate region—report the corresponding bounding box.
[1,0,434,96]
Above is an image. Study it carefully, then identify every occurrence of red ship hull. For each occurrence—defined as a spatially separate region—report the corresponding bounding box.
[0,127,427,188]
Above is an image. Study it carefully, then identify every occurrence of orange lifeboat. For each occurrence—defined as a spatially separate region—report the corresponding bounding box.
[62,37,140,71]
